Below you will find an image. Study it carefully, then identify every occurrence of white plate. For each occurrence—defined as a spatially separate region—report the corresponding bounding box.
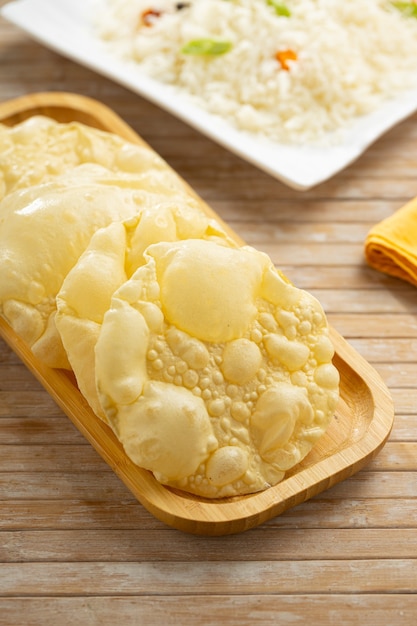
[3,0,417,190]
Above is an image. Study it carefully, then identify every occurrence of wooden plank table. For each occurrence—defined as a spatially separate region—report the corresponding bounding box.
[0,2,416,623]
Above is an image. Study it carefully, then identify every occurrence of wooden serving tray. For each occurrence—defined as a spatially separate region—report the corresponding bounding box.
[0,92,394,535]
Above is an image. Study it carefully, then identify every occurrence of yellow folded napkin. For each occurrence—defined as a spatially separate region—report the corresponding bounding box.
[365,195,417,287]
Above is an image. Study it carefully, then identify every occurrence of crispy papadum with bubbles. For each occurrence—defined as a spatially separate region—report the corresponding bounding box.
[86,238,339,498]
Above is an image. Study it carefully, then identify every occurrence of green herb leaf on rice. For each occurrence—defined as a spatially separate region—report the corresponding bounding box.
[181,39,233,56]
[266,0,291,17]
[391,1,417,17]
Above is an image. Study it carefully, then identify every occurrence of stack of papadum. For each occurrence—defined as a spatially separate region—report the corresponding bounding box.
[0,116,339,498]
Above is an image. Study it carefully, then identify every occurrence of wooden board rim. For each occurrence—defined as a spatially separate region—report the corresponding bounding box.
[0,92,395,535]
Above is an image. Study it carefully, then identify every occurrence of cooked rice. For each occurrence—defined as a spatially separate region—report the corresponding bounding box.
[95,0,417,145]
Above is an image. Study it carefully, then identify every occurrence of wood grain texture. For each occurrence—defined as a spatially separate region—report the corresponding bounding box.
[0,596,416,626]
[0,2,416,622]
